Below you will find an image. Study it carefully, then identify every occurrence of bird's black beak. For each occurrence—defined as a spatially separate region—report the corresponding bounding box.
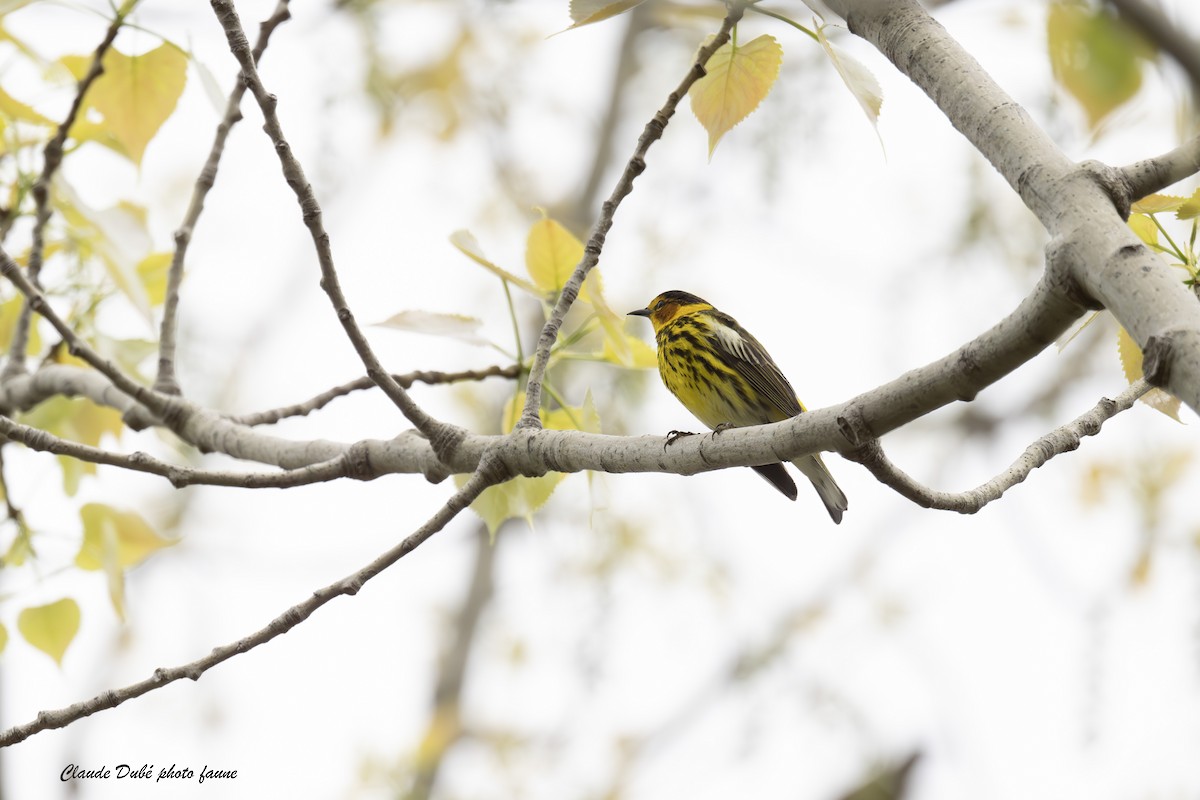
[627,308,651,317]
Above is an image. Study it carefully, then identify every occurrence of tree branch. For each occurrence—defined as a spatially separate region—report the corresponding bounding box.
[0,464,500,748]
[517,1,749,430]
[824,0,1200,416]
[845,380,1150,513]
[155,0,293,396]
[2,5,128,380]
[0,247,178,422]
[229,364,519,427]
[207,0,467,463]
[1116,136,1200,208]
[0,413,355,488]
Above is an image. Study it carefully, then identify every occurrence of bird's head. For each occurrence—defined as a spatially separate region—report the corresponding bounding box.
[627,290,713,331]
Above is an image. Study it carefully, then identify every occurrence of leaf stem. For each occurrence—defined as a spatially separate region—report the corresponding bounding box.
[749,5,819,42]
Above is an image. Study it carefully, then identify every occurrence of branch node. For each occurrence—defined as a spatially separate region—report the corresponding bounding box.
[1142,334,1173,387]
[1079,159,1133,219]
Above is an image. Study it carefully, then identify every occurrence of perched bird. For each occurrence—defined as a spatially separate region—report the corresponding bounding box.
[628,290,848,523]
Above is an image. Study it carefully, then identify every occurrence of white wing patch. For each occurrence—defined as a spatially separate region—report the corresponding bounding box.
[713,321,760,364]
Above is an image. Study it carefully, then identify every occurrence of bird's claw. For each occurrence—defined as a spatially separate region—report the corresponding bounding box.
[711,422,736,439]
[664,429,698,449]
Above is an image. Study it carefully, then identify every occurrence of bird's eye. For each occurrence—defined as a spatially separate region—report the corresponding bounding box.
[654,300,665,310]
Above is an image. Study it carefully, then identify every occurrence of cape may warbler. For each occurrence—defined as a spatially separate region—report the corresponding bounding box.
[629,290,848,523]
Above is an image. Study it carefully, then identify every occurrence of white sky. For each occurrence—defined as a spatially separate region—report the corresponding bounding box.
[1,1,1198,798]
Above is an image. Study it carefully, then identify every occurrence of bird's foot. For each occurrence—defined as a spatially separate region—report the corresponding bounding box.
[710,422,736,439]
[665,429,698,449]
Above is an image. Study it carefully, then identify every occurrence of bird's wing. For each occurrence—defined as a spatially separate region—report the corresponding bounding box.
[709,311,804,419]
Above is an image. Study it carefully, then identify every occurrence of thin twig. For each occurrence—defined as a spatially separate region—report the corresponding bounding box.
[516,1,750,430]
[230,364,519,426]
[0,466,499,748]
[0,413,353,488]
[2,6,129,379]
[207,0,465,461]
[155,0,293,396]
[0,246,175,421]
[845,380,1151,513]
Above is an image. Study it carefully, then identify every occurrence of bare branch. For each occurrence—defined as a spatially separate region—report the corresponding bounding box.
[845,380,1150,513]
[0,247,177,422]
[2,6,129,380]
[207,0,466,462]
[0,465,499,748]
[517,1,749,430]
[1114,136,1200,213]
[0,413,354,489]
[825,0,1200,416]
[230,364,519,426]
[155,0,293,396]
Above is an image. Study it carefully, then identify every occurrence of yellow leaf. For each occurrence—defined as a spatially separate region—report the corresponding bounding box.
[1127,213,1157,247]
[466,390,597,535]
[1177,187,1200,221]
[1047,2,1152,129]
[449,229,542,296]
[689,34,782,158]
[19,396,124,494]
[564,0,646,30]
[136,252,171,307]
[1131,194,1187,214]
[466,474,567,536]
[0,295,42,355]
[526,215,583,296]
[817,25,884,139]
[1117,325,1182,421]
[0,83,53,127]
[599,330,657,368]
[62,42,187,165]
[0,622,7,656]
[76,503,173,572]
[18,598,80,666]
[580,268,630,363]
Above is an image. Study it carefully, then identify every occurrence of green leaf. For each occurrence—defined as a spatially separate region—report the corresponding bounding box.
[526,215,583,296]
[1117,325,1181,421]
[374,309,497,348]
[18,598,80,666]
[689,34,783,158]
[1047,2,1153,129]
[449,230,543,296]
[62,42,188,165]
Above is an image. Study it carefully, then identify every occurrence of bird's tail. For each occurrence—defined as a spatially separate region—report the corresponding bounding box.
[792,454,848,524]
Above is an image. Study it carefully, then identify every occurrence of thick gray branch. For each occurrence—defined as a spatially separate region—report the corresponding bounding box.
[825,0,1200,415]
